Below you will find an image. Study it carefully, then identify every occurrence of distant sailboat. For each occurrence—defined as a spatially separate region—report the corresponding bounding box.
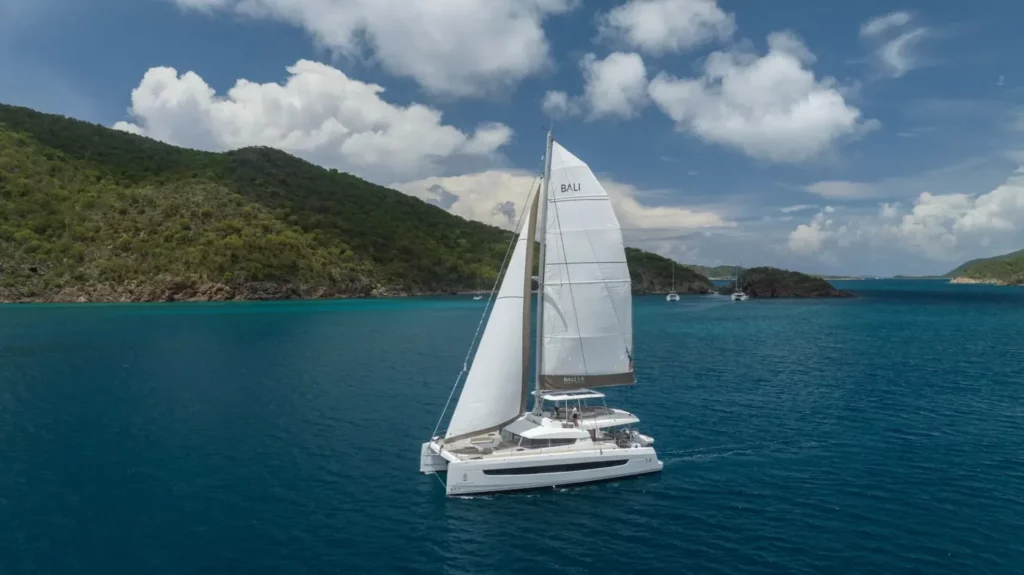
[420,130,662,496]
[731,271,749,301]
[666,265,680,302]
[472,273,484,300]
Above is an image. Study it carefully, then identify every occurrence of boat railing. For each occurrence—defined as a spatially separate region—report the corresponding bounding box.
[547,405,614,424]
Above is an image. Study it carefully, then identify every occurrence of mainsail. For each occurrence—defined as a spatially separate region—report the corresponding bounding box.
[539,142,634,391]
[444,197,538,441]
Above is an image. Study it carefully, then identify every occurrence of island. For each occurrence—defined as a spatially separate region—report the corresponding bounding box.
[717,267,853,298]
[625,249,714,295]
[0,103,710,303]
[945,249,1024,286]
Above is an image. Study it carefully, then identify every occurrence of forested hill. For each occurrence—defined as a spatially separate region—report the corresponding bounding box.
[945,249,1024,285]
[718,267,853,298]
[626,249,714,294]
[685,264,743,279]
[0,103,709,302]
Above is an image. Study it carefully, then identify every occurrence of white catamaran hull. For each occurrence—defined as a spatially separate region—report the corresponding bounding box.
[421,442,662,496]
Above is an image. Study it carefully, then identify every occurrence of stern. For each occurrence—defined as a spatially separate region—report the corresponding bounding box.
[419,441,448,474]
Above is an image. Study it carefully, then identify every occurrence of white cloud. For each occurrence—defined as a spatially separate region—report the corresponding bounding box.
[392,170,732,233]
[392,170,542,229]
[879,202,901,219]
[787,169,1024,260]
[541,90,580,119]
[780,204,817,213]
[877,29,928,78]
[113,60,512,182]
[787,211,832,254]
[169,0,577,97]
[805,180,881,199]
[581,52,649,119]
[859,11,912,38]
[648,32,871,163]
[860,11,928,78]
[599,0,735,54]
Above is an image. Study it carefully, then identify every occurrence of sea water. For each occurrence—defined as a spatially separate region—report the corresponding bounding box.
[1,280,1022,574]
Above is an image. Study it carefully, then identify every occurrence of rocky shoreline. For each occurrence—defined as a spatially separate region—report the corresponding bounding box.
[0,280,419,304]
[949,276,1020,286]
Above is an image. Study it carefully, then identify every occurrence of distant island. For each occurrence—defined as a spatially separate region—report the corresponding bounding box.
[718,267,853,298]
[945,249,1024,286]
[0,103,709,303]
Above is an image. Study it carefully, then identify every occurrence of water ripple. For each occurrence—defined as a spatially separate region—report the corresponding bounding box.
[0,285,1023,573]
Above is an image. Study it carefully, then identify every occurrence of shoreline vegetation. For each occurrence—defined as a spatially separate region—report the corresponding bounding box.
[1,103,718,304]
[944,249,1024,286]
[718,267,854,298]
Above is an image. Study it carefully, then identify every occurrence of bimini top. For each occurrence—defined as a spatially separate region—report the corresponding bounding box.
[505,417,589,440]
[532,389,605,402]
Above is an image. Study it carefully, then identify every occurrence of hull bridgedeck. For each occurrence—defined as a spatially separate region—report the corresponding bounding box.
[421,440,662,496]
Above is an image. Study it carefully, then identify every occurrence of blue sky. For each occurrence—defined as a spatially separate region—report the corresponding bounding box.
[2,0,1022,276]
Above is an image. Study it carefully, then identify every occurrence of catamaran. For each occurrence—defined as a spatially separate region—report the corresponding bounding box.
[419,131,662,496]
[731,272,748,301]
[666,265,680,302]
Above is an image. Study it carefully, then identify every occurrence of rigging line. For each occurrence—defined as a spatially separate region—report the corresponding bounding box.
[430,171,544,441]
[431,470,447,491]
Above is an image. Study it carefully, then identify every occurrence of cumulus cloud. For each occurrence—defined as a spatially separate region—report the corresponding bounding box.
[113,60,512,182]
[787,169,1024,261]
[860,11,928,78]
[580,52,648,119]
[648,32,873,163]
[538,53,648,120]
[392,170,540,230]
[168,0,576,97]
[392,169,732,233]
[541,90,579,119]
[787,211,833,254]
[424,184,459,210]
[599,0,735,54]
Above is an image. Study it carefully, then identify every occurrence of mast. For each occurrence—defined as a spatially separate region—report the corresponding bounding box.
[532,129,554,414]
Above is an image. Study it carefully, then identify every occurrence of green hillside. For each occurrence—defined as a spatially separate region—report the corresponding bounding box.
[626,248,714,294]
[685,264,744,279]
[0,103,704,302]
[718,266,852,298]
[945,249,1024,285]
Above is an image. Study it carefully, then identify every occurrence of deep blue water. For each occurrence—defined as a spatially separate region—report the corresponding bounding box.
[2,280,1023,574]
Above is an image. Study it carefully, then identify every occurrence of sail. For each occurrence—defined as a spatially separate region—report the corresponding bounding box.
[445,199,536,440]
[540,141,634,390]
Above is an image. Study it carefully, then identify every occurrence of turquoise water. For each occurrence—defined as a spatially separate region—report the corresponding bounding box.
[2,280,1023,573]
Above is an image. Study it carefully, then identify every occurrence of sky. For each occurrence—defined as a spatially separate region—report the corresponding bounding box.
[2,0,1022,276]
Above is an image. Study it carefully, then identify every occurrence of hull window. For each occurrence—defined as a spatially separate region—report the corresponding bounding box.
[482,459,629,476]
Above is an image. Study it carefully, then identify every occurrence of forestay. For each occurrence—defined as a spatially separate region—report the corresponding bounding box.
[540,142,634,391]
[444,201,536,441]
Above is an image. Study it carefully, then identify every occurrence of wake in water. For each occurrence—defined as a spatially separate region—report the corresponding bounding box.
[658,439,827,465]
